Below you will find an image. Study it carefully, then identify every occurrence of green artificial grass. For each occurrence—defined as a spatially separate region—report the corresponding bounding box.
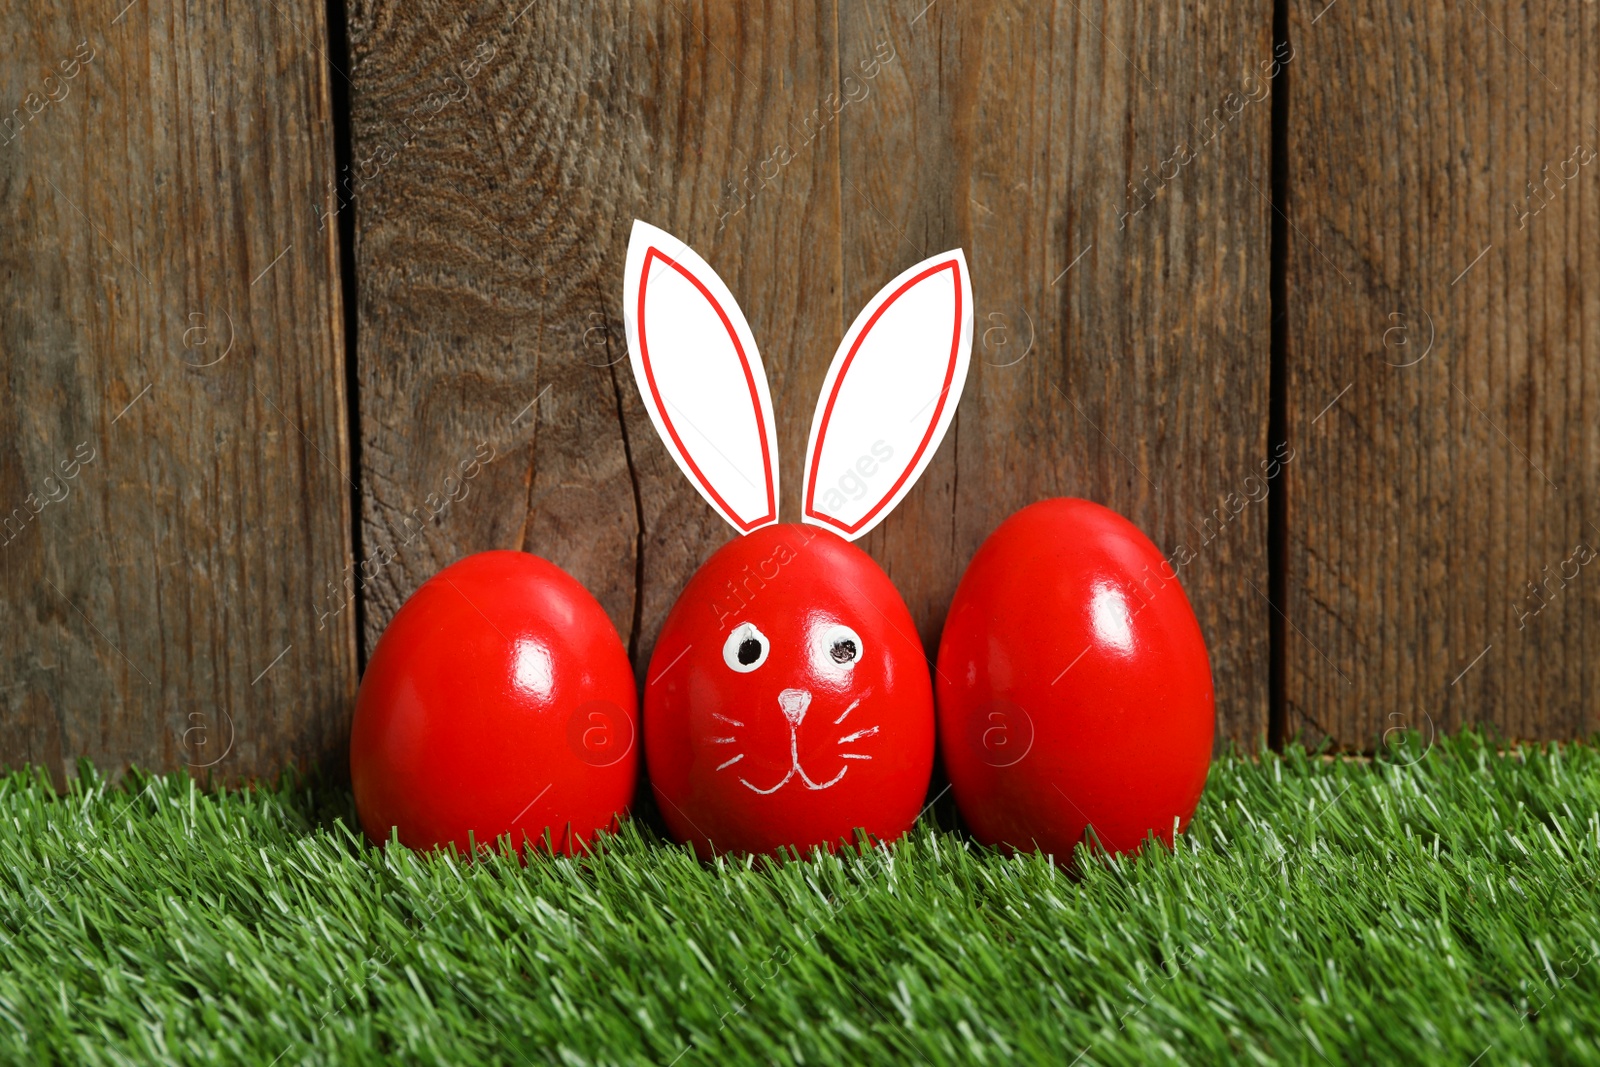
[2,734,1599,1065]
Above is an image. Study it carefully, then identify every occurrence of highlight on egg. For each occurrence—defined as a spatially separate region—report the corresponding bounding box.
[935,498,1215,861]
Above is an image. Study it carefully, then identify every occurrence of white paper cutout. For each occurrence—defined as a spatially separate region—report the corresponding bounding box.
[801,249,972,539]
[623,222,972,540]
[623,220,780,533]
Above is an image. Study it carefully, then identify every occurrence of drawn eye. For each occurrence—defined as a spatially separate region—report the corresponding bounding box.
[813,623,863,673]
[722,622,770,673]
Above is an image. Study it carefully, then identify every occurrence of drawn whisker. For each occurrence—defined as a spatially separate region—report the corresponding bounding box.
[840,753,872,761]
[716,753,745,771]
[838,725,879,744]
[710,736,737,744]
[712,713,745,727]
[833,691,870,724]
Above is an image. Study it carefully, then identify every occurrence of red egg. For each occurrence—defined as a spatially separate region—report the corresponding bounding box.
[645,524,934,858]
[350,550,637,856]
[936,498,1213,859]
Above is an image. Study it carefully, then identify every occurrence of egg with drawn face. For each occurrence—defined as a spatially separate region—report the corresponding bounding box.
[621,219,971,858]
[644,524,935,857]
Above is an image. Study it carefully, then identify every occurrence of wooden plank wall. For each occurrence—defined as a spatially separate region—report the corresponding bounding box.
[0,1,357,782]
[1284,0,1600,747]
[346,0,1274,748]
[4,0,1595,779]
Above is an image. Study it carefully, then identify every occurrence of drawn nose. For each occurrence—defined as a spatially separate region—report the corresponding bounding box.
[777,687,811,726]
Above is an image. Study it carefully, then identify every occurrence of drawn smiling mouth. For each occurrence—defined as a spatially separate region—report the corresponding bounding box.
[713,687,879,794]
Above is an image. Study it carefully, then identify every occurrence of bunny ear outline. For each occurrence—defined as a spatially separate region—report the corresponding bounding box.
[802,249,973,540]
[622,220,781,535]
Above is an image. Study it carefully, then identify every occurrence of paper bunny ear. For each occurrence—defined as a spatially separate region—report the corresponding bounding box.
[802,249,973,540]
[623,220,780,534]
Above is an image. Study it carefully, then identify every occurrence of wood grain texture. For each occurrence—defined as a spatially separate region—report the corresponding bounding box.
[1284,1,1600,746]
[346,0,845,670]
[349,0,1272,746]
[836,1,1274,747]
[0,1,356,782]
